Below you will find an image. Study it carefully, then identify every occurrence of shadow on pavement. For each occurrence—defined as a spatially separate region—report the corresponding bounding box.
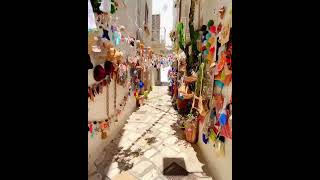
[163,157,188,176]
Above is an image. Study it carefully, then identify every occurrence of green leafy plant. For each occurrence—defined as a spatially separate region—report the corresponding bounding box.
[176,23,185,50]
[184,0,200,75]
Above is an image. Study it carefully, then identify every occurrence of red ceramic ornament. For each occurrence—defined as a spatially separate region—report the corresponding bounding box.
[209,46,215,54]
[209,25,216,34]
[221,120,232,139]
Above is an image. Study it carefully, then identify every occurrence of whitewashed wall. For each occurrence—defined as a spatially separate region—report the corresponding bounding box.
[88,0,154,173]
[88,68,137,173]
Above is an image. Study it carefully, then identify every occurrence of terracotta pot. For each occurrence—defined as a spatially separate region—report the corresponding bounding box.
[184,120,198,143]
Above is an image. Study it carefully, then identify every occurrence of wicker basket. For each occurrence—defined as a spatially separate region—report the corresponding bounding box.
[178,83,194,100]
[180,92,194,100]
[88,32,97,54]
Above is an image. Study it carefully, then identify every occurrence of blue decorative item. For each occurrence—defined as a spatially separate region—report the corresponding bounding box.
[139,80,144,89]
[219,113,227,126]
[214,80,224,89]
[204,50,209,55]
[202,133,209,144]
[206,33,211,40]
[180,95,184,100]
[115,31,121,45]
[102,29,110,40]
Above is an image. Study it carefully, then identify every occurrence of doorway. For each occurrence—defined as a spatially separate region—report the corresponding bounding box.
[160,66,170,85]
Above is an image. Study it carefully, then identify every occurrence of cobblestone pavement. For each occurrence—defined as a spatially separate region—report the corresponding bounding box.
[89,86,213,180]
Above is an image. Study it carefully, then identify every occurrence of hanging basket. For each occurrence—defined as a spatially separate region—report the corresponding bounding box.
[114,50,124,63]
[184,75,197,83]
[179,92,194,100]
[88,32,98,54]
[178,83,194,100]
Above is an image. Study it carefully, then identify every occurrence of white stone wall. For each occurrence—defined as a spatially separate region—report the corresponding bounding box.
[88,0,154,173]
[88,78,137,173]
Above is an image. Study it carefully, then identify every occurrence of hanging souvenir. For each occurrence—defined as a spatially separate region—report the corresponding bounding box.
[129,37,135,47]
[217,52,227,72]
[88,122,93,133]
[88,0,97,31]
[218,6,226,19]
[104,61,115,78]
[202,133,209,144]
[100,121,108,130]
[209,25,217,34]
[219,112,227,126]
[210,109,216,120]
[102,28,110,40]
[221,119,232,139]
[115,31,121,46]
[93,65,107,81]
[139,80,144,89]
[222,82,232,104]
[213,80,224,95]
[223,66,232,86]
[90,124,94,139]
[219,15,231,45]
[93,121,100,134]
[99,0,111,13]
[209,129,217,142]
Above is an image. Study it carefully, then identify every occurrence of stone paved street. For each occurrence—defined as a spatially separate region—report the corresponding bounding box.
[89,86,213,180]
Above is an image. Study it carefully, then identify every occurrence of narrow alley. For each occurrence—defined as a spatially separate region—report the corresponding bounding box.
[89,1,232,180]
[89,86,213,180]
